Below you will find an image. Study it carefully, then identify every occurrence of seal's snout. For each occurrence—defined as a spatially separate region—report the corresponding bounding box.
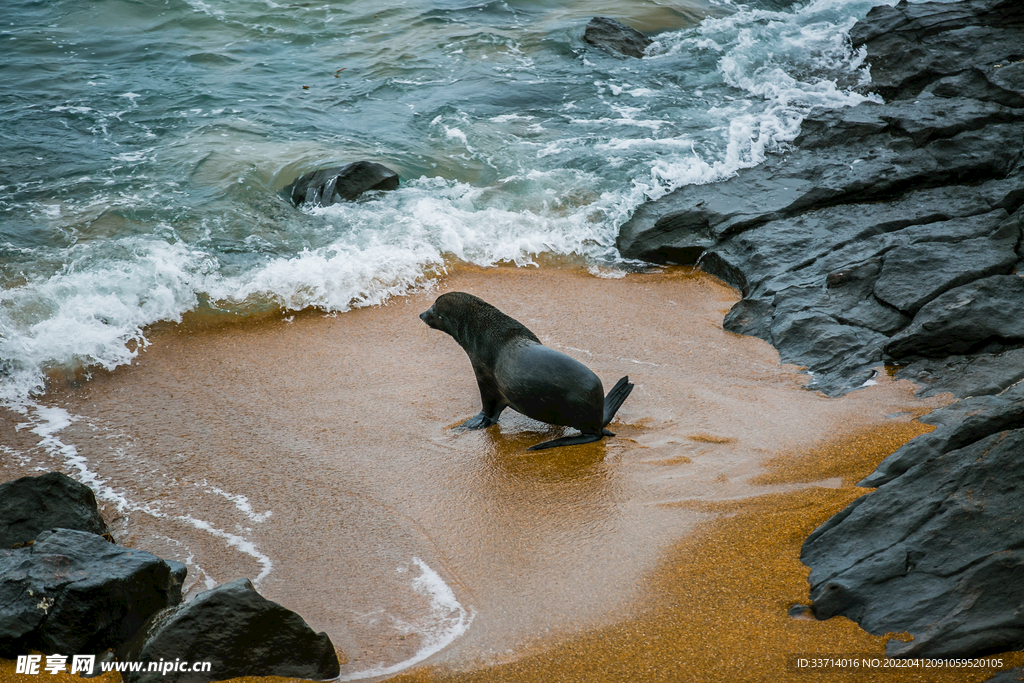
[420,306,438,329]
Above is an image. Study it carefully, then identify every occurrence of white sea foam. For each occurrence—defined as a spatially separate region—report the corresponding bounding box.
[0,0,889,410]
[176,514,274,587]
[15,401,274,587]
[183,0,225,18]
[0,238,202,405]
[635,0,881,201]
[22,404,133,511]
[199,481,273,523]
[489,114,536,123]
[339,557,475,680]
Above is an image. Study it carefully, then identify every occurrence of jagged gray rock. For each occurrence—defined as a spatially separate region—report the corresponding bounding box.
[619,0,1024,660]
[0,528,186,658]
[884,275,1024,358]
[849,0,1024,103]
[897,347,1024,398]
[800,372,1024,658]
[116,578,341,683]
[803,418,1024,658]
[859,382,1024,488]
[617,0,1024,397]
[0,472,110,548]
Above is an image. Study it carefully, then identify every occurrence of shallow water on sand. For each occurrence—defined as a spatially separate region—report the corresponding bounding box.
[0,266,961,680]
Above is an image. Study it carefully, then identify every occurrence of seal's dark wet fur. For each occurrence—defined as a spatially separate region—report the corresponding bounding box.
[420,292,633,450]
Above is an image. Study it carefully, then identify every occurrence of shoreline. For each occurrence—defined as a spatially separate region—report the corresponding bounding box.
[386,406,1024,683]
[2,263,989,681]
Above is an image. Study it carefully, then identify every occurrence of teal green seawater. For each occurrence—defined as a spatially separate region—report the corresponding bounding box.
[1,0,889,403]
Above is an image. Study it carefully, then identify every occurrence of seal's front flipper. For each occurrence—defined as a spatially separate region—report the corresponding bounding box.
[458,412,499,430]
[528,433,603,451]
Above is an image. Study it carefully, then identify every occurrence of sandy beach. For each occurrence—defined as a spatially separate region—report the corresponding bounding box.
[3,265,1019,682]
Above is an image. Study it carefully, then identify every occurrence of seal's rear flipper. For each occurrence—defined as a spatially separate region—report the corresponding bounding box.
[528,433,604,451]
[602,376,634,426]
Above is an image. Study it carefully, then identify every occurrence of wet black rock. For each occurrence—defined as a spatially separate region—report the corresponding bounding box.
[896,347,1024,398]
[116,578,341,683]
[286,160,399,207]
[0,471,111,548]
[988,668,1024,682]
[617,0,1024,397]
[802,386,1024,658]
[848,0,1024,105]
[860,382,1024,488]
[0,528,186,658]
[885,274,1024,358]
[583,17,652,58]
[621,0,1024,661]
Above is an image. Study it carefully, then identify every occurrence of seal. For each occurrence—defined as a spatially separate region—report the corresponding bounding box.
[420,292,634,450]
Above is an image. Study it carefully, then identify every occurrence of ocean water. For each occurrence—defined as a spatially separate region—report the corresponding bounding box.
[0,0,900,407]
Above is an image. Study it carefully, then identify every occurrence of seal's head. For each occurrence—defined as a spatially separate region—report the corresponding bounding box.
[420,292,540,349]
[419,292,480,337]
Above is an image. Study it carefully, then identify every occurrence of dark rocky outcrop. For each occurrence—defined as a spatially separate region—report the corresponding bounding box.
[0,528,186,658]
[618,0,1024,660]
[988,668,1024,682]
[801,381,1024,658]
[583,17,652,59]
[617,0,1024,397]
[117,578,341,683]
[0,472,110,548]
[286,160,399,207]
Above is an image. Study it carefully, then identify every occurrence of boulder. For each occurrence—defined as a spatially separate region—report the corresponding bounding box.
[0,472,110,548]
[0,528,186,658]
[802,422,1024,658]
[286,160,399,207]
[116,578,341,683]
[583,17,652,58]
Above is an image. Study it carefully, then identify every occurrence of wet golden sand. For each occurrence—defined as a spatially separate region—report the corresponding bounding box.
[3,265,1020,682]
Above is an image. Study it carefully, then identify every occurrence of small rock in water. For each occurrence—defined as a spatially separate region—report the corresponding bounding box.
[583,17,652,59]
[285,160,399,207]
